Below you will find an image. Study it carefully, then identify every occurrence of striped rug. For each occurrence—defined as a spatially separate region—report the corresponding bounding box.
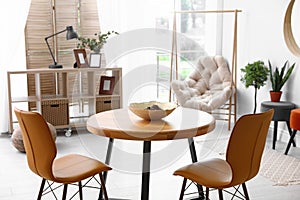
[260,148,300,185]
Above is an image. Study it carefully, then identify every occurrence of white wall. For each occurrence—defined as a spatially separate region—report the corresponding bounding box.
[224,0,300,115]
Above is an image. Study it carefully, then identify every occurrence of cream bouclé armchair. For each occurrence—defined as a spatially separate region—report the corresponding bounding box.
[171,55,234,113]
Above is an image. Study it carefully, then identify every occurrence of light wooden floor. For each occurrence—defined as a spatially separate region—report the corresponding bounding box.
[1,119,300,200]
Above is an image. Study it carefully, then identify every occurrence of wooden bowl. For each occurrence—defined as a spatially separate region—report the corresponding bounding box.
[129,101,177,121]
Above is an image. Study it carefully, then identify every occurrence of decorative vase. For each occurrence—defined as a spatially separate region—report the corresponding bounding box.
[92,45,102,54]
[270,91,282,102]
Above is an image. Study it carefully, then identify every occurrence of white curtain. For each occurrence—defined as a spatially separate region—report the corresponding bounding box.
[97,0,176,105]
[0,1,31,133]
[96,0,222,105]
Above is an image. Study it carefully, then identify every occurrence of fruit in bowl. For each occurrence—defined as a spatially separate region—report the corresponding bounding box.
[129,101,177,121]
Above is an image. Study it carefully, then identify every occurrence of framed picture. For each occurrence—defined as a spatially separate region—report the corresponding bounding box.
[73,49,88,68]
[99,76,115,95]
[89,53,102,68]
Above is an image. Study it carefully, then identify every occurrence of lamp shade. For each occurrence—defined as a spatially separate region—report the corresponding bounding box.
[66,26,78,40]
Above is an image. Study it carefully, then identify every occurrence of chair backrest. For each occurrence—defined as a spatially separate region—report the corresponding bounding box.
[226,109,274,186]
[14,108,56,180]
[185,55,232,94]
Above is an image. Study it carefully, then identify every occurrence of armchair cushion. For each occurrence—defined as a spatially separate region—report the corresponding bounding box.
[171,55,234,112]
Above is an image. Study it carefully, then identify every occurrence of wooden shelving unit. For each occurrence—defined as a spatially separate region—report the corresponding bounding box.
[7,68,122,134]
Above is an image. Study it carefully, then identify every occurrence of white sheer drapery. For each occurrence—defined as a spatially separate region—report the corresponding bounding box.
[0,1,31,133]
[97,0,176,104]
[96,0,222,105]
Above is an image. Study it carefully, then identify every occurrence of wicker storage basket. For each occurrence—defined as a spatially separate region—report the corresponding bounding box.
[96,96,120,113]
[42,99,69,126]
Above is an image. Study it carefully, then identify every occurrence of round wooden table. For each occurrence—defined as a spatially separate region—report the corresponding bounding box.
[87,107,215,200]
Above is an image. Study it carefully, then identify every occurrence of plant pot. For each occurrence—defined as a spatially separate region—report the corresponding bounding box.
[270,91,282,102]
[92,46,102,54]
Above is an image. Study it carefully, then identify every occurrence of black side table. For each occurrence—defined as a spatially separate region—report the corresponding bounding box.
[260,101,296,149]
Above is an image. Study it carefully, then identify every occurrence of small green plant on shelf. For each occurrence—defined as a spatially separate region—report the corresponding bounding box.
[240,60,269,114]
[77,31,119,53]
[268,60,295,102]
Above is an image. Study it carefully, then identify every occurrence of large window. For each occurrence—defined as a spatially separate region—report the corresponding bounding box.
[99,0,223,104]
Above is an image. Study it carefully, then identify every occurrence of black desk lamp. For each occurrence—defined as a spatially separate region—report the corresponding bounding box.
[45,26,78,69]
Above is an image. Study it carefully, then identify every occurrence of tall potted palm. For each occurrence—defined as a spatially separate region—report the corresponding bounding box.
[268,60,295,102]
[240,60,269,114]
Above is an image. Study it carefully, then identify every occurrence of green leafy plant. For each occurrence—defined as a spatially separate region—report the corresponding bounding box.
[240,60,269,114]
[268,60,295,92]
[77,31,118,53]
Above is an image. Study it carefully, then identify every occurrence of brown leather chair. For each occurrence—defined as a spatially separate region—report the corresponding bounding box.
[173,109,274,200]
[14,108,112,200]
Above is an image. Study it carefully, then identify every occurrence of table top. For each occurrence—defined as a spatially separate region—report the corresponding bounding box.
[87,107,216,141]
[261,101,295,108]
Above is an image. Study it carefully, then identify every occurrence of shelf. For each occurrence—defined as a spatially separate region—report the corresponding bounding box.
[7,67,122,133]
[11,96,39,103]
[41,95,68,101]
[96,94,121,98]
[68,94,95,99]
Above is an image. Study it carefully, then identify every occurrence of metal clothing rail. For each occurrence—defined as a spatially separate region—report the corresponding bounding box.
[169,9,242,130]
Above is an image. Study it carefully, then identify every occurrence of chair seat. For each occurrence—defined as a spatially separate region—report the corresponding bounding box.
[290,108,300,130]
[260,101,295,121]
[174,110,274,200]
[53,154,111,183]
[285,108,300,155]
[183,87,233,112]
[14,108,112,199]
[174,158,232,188]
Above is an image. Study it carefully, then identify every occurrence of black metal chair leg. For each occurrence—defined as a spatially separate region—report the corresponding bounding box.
[179,178,187,200]
[99,138,114,200]
[37,178,46,200]
[273,121,278,149]
[242,183,250,200]
[205,187,209,200]
[286,121,296,147]
[285,130,297,155]
[62,184,68,200]
[218,189,224,200]
[188,138,204,199]
[78,181,83,200]
[99,173,109,200]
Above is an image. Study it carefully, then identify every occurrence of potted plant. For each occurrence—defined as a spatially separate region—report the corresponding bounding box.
[240,60,269,114]
[268,60,295,102]
[77,31,118,53]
